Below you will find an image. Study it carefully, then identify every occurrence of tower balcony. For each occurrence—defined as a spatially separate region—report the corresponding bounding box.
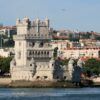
[27,49,53,58]
[13,34,52,40]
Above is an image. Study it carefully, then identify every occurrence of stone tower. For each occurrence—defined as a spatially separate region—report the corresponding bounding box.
[10,17,54,81]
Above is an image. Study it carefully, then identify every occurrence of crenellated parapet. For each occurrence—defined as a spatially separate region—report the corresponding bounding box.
[16,17,50,36]
[16,17,30,26]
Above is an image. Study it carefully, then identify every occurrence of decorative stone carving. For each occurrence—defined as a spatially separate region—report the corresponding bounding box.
[67,58,74,80]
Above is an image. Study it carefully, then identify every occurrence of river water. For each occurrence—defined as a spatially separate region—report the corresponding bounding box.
[0,88,100,100]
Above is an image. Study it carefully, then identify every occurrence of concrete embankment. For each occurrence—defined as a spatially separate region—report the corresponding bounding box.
[0,78,100,88]
[9,81,76,88]
[0,78,11,87]
[0,79,78,88]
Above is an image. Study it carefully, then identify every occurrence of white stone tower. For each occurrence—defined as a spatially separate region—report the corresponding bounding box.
[10,17,54,81]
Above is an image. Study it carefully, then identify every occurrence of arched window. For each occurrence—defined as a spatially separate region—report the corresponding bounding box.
[35,51,37,55]
[41,51,43,55]
[29,51,32,55]
[38,51,40,55]
[44,51,46,55]
[32,42,35,47]
[36,76,40,79]
[33,51,34,55]
[64,76,66,80]
[39,42,44,47]
[47,51,49,55]
[30,64,32,66]
[44,76,48,79]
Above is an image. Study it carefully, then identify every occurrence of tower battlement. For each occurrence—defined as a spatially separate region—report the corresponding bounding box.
[16,17,50,35]
[16,17,49,27]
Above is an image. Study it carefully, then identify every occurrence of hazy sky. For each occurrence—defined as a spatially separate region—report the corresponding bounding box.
[0,0,100,32]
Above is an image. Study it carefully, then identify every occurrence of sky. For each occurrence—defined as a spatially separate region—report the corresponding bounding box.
[0,0,100,32]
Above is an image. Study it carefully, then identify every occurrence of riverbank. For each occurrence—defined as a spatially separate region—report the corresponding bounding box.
[0,78,81,88]
[0,78,100,88]
[9,81,79,88]
[0,78,11,87]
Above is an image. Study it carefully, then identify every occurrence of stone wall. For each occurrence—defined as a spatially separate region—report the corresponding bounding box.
[0,78,11,86]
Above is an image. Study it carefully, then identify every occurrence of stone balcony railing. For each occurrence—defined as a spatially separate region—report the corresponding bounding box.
[11,66,34,72]
[13,34,52,40]
[27,47,53,51]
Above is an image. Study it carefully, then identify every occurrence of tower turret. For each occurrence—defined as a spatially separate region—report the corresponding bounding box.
[45,17,49,28]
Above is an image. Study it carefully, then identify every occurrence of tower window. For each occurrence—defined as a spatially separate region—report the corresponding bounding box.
[36,76,40,79]
[30,64,32,66]
[44,51,46,54]
[44,76,48,79]
[38,51,40,55]
[64,76,66,79]
[41,51,43,54]
[39,42,44,47]
[56,76,59,79]
[32,42,35,47]
[29,51,32,55]
[47,51,49,55]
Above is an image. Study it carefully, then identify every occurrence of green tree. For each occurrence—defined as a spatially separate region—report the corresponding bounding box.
[84,58,100,75]
[60,58,69,66]
[0,57,12,75]
[53,47,58,59]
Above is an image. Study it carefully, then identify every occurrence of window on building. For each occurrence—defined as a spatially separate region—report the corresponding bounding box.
[30,64,32,66]
[44,51,46,55]
[47,51,49,55]
[29,51,32,55]
[39,42,44,47]
[35,51,37,55]
[36,76,40,79]
[32,42,35,47]
[64,76,66,80]
[56,76,59,79]
[41,51,43,54]
[38,51,40,55]
[44,76,48,79]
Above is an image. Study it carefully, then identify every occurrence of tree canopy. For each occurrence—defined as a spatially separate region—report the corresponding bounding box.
[84,58,100,76]
[0,57,12,75]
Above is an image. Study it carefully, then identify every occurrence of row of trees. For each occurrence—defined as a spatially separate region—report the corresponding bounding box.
[59,58,100,76]
[84,58,100,76]
[0,56,100,77]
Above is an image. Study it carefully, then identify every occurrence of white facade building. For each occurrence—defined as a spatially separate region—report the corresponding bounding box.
[59,48,100,59]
